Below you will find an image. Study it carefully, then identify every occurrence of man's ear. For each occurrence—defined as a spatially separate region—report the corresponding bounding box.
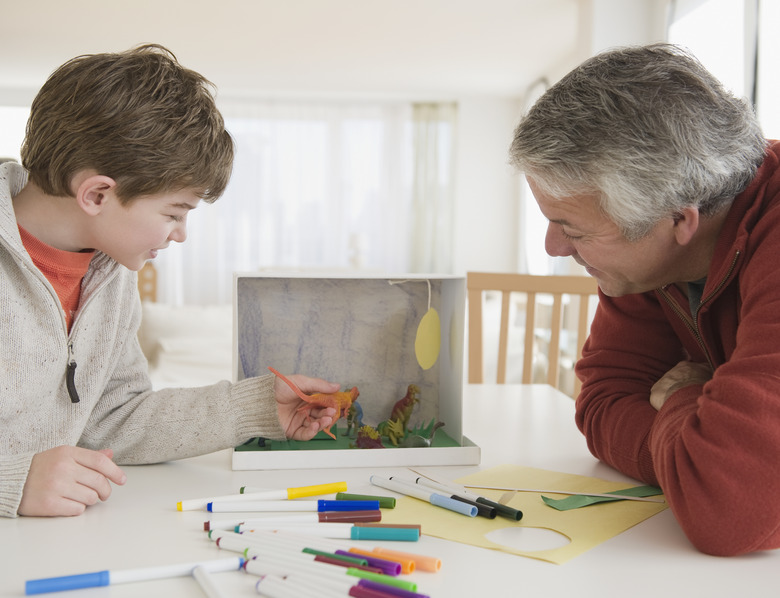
[74,174,118,216]
[672,206,700,246]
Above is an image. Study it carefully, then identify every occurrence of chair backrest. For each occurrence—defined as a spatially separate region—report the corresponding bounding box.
[137,262,158,303]
[467,271,599,397]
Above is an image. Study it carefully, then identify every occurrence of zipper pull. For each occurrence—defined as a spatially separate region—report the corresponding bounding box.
[66,343,80,403]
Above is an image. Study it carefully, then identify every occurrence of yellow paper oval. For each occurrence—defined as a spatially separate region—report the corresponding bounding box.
[415,308,441,370]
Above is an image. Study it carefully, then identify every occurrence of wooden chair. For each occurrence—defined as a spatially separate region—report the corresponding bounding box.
[467,271,599,397]
[137,262,158,303]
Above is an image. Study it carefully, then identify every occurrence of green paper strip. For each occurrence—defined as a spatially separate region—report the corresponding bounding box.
[542,485,663,511]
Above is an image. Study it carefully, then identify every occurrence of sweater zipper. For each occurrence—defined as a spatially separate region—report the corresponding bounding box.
[66,341,80,403]
[658,249,741,370]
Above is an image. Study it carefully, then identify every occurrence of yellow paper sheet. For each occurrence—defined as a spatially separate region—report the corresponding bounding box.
[380,464,667,564]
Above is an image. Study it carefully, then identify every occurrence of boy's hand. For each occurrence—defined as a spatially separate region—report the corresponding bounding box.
[18,446,127,517]
[274,374,339,441]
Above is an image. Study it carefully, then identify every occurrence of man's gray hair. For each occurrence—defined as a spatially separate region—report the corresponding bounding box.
[509,43,766,241]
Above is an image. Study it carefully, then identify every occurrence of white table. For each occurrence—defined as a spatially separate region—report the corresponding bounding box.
[1,384,776,597]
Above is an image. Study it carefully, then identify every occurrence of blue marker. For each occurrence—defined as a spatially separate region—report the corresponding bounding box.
[207,499,378,513]
[25,556,244,595]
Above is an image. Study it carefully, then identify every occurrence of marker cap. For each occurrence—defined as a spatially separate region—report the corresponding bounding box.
[337,550,402,576]
[26,571,110,595]
[287,481,348,499]
[430,493,477,517]
[350,526,420,542]
[476,496,523,521]
[372,547,441,573]
[451,494,497,518]
[320,509,382,523]
[337,492,396,509]
[318,499,380,512]
[359,578,433,598]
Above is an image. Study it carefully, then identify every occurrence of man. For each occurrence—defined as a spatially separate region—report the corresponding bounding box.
[509,43,779,556]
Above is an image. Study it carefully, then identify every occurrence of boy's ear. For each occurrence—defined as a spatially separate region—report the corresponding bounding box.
[74,174,119,216]
[672,206,700,246]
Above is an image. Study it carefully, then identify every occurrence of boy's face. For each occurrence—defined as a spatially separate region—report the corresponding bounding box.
[94,188,200,271]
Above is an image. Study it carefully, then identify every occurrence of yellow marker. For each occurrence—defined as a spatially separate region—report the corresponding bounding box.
[178,481,348,511]
[286,481,348,499]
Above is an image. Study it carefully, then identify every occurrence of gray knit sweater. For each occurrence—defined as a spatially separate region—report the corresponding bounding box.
[0,162,285,517]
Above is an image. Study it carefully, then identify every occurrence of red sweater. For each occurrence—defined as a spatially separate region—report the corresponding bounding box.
[576,140,780,556]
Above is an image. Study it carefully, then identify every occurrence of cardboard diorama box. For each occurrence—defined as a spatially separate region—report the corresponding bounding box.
[231,273,480,470]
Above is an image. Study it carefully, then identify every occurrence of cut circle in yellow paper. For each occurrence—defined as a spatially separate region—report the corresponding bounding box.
[415,308,441,370]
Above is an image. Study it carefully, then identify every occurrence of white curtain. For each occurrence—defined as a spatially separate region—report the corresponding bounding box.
[154,100,456,305]
[408,102,457,273]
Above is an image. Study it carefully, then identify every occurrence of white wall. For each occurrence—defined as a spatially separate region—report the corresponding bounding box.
[452,96,524,275]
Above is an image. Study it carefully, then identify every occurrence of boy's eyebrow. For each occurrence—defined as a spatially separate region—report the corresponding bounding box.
[167,201,198,211]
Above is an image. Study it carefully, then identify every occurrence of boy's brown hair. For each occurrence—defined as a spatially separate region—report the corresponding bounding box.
[21,44,233,204]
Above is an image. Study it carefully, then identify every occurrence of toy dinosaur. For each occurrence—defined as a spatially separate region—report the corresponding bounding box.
[400,420,445,448]
[268,367,359,440]
[343,401,364,438]
[390,384,420,434]
[377,418,405,446]
[354,425,385,449]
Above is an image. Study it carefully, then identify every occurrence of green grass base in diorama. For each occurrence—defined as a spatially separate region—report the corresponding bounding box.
[236,423,463,452]
[231,422,480,470]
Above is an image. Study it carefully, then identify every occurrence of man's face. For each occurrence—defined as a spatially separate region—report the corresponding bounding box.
[528,177,682,297]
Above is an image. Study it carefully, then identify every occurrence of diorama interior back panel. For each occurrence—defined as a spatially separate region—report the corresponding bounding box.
[232,273,479,469]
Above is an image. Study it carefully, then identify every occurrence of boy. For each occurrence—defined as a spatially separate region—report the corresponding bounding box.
[0,45,337,518]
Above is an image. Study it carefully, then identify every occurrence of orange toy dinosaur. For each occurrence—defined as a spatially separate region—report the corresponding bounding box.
[268,367,359,439]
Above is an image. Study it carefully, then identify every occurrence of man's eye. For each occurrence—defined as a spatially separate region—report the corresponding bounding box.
[561,229,582,241]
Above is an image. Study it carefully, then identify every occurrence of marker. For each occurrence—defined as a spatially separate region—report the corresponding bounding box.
[369,475,477,517]
[388,475,495,519]
[371,547,441,573]
[256,574,347,598]
[411,475,523,521]
[209,529,341,556]
[25,557,243,595]
[287,575,431,598]
[177,481,347,511]
[234,510,381,529]
[214,534,382,575]
[244,522,419,541]
[243,553,419,592]
[210,533,429,597]
[207,499,378,513]
[336,550,401,576]
[192,566,228,598]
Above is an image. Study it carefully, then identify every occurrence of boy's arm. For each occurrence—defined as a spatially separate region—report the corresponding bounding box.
[0,453,35,517]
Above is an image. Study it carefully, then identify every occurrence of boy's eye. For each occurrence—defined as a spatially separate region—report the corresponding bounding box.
[168,214,184,222]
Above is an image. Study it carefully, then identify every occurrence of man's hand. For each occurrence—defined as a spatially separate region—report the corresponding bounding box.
[650,361,713,411]
[18,446,127,517]
[274,373,339,441]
